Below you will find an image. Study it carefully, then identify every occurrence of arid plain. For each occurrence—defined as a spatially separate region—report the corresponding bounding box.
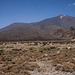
[0,41,75,75]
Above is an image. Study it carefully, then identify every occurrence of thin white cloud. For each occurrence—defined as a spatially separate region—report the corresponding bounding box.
[68,4,71,6]
[72,3,75,5]
[68,2,75,6]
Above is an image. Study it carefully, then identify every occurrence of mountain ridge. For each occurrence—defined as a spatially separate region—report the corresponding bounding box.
[0,14,75,41]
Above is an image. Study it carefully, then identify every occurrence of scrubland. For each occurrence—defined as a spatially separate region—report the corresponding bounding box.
[0,41,75,75]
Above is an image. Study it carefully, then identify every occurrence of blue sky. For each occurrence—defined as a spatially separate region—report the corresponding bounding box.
[0,0,75,29]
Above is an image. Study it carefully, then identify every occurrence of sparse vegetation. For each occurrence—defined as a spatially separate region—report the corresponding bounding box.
[43,46,57,51]
[0,50,4,55]
[1,57,12,61]
[34,42,38,45]
[0,42,75,75]
[12,49,21,51]
[29,47,33,50]
[42,42,47,46]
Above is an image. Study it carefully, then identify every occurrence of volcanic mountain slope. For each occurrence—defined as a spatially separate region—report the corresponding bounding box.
[54,27,75,39]
[0,14,75,41]
[33,14,75,29]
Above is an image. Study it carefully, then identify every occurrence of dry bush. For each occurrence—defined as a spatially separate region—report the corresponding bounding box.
[55,62,75,72]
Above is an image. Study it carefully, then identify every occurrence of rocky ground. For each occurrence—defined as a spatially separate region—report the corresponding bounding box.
[0,41,75,75]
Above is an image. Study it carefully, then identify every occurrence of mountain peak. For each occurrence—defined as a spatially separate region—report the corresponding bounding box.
[0,14,75,41]
[59,14,66,19]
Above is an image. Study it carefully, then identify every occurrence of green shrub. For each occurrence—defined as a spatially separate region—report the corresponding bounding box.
[47,48,51,50]
[42,42,47,46]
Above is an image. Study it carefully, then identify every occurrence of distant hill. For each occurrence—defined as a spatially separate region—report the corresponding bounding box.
[0,14,75,41]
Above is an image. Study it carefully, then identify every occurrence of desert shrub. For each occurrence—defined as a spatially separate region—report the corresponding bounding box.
[6,46,13,48]
[12,49,21,51]
[31,49,36,51]
[53,42,58,44]
[43,46,57,51]
[55,63,75,72]
[8,51,13,54]
[44,47,50,50]
[29,47,36,51]
[44,48,47,50]
[47,47,51,50]
[59,42,65,44]
[49,46,56,49]
[20,42,25,44]
[34,42,38,45]
[12,62,15,64]
[42,42,47,46]
[49,42,51,43]
[57,48,60,50]
[39,42,42,44]
[1,57,12,61]
[65,41,70,44]
[29,48,33,50]
[24,62,40,71]
[13,42,17,44]
[0,50,4,55]
[53,41,66,44]
[39,49,43,53]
